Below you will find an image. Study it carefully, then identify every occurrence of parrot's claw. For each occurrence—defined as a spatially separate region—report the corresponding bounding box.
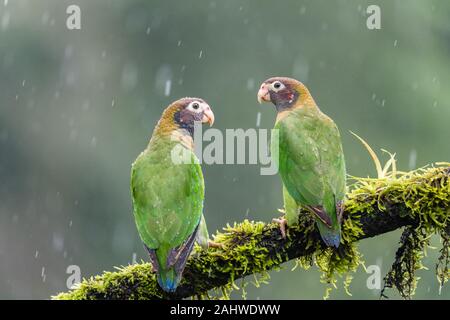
[272,218,287,239]
[208,241,224,249]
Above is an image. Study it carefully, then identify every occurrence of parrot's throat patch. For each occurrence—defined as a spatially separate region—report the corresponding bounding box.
[271,90,299,113]
[174,110,201,138]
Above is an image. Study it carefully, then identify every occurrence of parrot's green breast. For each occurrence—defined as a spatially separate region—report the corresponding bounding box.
[272,107,346,222]
[131,136,204,250]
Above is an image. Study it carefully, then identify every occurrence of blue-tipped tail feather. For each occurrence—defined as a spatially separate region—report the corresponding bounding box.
[317,221,341,248]
[320,232,341,248]
[157,268,181,293]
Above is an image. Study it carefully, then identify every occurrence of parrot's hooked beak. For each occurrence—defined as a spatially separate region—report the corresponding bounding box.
[202,106,215,126]
[257,83,271,104]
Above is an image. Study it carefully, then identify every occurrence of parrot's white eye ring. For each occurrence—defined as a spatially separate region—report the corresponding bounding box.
[187,101,203,113]
[271,81,285,92]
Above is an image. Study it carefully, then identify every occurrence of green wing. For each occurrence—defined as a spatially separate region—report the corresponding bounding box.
[283,185,299,226]
[131,140,204,251]
[273,108,346,227]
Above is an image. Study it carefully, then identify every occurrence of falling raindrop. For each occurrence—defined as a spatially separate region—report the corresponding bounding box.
[408,149,417,170]
[146,27,151,35]
[198,50,203,59]
[41,267,46,282]
[155,65,172,96]
[164,80,172,97]
[256,112,261,127]
[394,40,398,47]
[1,12,10,30]
[35,250,39,258]
[91,137,97,148]
[246,78,255,91]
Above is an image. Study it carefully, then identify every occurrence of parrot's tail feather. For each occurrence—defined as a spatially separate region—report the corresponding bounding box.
[144,245,160,273]
[306,205,332,227]
[157,269,180,293]
[145,245,180,293]
[320,232,341,248]
[151,225,199,293]
[316,219,341,248]
[167,225,199,272]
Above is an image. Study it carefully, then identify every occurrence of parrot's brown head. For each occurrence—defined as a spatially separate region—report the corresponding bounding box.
[257,77,315,112]
[158,97,215,137]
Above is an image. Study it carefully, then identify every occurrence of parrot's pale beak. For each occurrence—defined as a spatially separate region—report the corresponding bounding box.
[257,83,271,104]
[202,106,215,126]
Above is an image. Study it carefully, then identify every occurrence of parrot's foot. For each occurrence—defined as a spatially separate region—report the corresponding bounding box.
[208,241,224,249]
[272,218,287,239]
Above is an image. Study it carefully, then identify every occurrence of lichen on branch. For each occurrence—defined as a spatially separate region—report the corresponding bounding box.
[53,165,450,300]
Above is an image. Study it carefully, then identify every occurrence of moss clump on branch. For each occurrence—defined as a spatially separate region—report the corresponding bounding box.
[347,165,450,298]
[53,165,450,300]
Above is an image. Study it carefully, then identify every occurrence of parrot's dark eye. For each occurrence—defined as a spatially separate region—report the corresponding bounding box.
[187,100,203,113]
[272,81,286,92]
[272,81,285,92]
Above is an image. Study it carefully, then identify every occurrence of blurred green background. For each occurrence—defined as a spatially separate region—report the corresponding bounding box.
[0,0,449,299]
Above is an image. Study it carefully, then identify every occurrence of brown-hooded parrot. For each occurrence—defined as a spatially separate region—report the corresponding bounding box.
[131,97,215,292]
[257,77,346,248]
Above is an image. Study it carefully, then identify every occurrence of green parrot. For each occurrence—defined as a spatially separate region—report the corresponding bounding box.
[131,97,215,292]
[257,77,346,248]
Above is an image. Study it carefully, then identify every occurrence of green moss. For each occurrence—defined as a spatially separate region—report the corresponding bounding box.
[190,220,283,299]
[347,165,450,298]
[53,263,163,300]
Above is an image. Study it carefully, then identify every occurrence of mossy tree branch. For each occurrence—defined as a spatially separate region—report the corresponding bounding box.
[54,166,450,300]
